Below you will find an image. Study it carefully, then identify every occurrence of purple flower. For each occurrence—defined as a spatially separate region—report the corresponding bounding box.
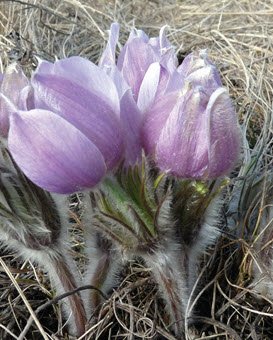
[99,23,177,165]
[142,51,241,179]
[116,26,176,100]
[99,24,142,165]
[8,57,124,194]
[0,64,33,137]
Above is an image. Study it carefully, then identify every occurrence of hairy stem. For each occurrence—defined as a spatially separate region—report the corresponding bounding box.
[89,252,112,310]
[86,255,121,318]
[143,248,188,338]
[83,232,121,318]
[47,254,87,336]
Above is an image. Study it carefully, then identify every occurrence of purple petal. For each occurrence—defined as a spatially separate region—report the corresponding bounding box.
[0,64,30,137]
[148,26,171,53]
[129,28,149,42]
[34,57,120,114]
[120,89,142,165]
[117,38,159,99]
[206,88,241,177]
[157,26,178,73]
[116,29,148,72]
[18,86,35,111]
[99,23,120,69]
[1,64,29,106]
[159,26,172,50]
[165,69,185,93]
[8,110,106,194]
[138,63,170,113]
[177,50,213,77]
[141,91,179,155]
[104,66,130,99]
[156,87,210,178]
[160,48,178,74]
[137,62,161,112]
[186,65,222,95]
[33,70,123,170]
[155,65,171,96]
[0,94,16,137]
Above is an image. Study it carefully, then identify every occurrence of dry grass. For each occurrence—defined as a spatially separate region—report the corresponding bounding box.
[0,0,273,339]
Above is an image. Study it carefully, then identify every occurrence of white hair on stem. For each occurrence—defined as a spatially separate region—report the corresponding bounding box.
[81,192,123,320]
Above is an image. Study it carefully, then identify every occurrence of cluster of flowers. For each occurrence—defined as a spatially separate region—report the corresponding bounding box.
[1,23,240,194]
[0,24,241,338]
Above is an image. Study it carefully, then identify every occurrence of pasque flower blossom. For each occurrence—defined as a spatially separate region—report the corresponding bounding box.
[99,23,179,164]
[0,24,242,339]
[99,24,240,180]
[6,25,240,195]
[141,51,241,178]
[100,24,240,178]
[8,57,124,193]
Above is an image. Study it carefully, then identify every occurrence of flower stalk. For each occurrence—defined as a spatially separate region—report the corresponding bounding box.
[83,161,225,337]
[143,248,188,336]
[82,197,122,317]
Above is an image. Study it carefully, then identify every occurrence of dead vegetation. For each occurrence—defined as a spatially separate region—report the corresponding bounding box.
[0,0,273,339]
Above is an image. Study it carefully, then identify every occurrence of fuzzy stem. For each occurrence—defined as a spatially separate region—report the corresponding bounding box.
[83,232,121,319]
[47,195,87,335]
[89,252,112,310]
[46,254,87,336]
[185,195,222,294]
[143,249,188,338]
[1,233,87,337]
